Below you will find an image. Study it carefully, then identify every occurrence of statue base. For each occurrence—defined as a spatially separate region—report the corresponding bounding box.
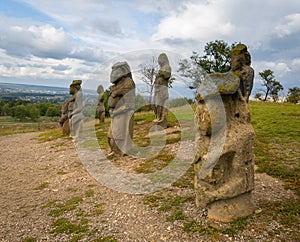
[207,192,254,222]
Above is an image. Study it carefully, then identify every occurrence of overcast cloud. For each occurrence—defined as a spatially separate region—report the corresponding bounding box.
[0,0,299,96]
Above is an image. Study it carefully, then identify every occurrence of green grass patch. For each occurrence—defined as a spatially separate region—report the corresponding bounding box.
[34,182,49,190]
[166,210,186,221]
[51,217,88,235]
[0,116,59,136]
[48,196,83,217]
[85,189,95,198]
[24,237,37,242]
[250,101,300,195]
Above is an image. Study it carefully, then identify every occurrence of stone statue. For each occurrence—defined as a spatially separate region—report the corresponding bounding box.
[231,44,254,102]
[68,80,83,139]
[96,85,105,123]
[153,53,171,129]
[107,62,135,157]
[59,99,70,135]
[194,44,255,222]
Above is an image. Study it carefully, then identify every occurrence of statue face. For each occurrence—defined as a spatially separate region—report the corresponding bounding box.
[69,85,77,94]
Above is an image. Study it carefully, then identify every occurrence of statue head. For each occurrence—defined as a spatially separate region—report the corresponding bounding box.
[97,85,104,94]
[230,44,251,71]
[69,80,82,95]
[158,53,169,67]
[110,61,131,83]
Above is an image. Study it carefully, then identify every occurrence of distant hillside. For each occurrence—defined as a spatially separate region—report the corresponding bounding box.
[0,82,101,102]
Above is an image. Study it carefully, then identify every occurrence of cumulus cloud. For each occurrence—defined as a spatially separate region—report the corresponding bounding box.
[152,1,234,42]
[275,13,300,37]
[0,18,73,59]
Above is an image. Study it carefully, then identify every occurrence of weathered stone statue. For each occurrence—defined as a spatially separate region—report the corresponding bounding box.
[68,80,83,139]
[59,99,70,135]
[96,85,105,123]
[231,44,254,102]
[154,53,171,128]
[107,62,135,156]
[194,44,255,222]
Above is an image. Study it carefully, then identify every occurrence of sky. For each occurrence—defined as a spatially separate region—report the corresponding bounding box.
[0,0,299,98]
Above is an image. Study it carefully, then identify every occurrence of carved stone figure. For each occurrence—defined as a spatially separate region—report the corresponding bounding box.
[107,62,135,156]
[68,80,83,139]
[97,85,105,123]
[231,44,254,102]
[59,99,70,135]
[194,45,255,222]
[154,53,171,128]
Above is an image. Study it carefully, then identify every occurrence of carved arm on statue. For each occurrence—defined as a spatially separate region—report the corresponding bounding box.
[197,177,244,207]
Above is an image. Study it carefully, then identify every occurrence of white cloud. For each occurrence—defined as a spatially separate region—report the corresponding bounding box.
[152,1,235,42]
[253,61,291,77]
[275,13,300,37]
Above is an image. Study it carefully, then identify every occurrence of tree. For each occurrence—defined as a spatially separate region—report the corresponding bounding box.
[254,92,263,101]
[138,56,159,109]
[12,104,40,121]
[178,40,237,89]
[258,69,284,102]
[286,87,300,104]
[45,104,61,117]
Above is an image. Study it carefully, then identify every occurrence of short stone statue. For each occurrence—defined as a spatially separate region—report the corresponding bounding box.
[59,99,70,135]
[68,80,83,139]
[231,44,254,102]
[153,53,171,129]
[107,62,135,156]
[96,85,105,123]
[194,44,255,222]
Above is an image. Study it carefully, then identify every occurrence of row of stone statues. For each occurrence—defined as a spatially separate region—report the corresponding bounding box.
[59,53,172,156]
[59,44,255,222]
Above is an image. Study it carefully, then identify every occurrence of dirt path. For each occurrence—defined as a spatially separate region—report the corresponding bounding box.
[0,132,297,241]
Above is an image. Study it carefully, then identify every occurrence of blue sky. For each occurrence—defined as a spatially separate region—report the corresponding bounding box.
[0,0,299,98]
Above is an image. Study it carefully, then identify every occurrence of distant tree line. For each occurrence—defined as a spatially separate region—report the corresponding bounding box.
[0,100,61,121]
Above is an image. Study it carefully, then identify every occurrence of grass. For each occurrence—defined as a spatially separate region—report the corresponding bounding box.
[249,101,300,195]
[0,116,59,136]
[34,181,49,190]
[51,217,89,235]
[48,196,83,217]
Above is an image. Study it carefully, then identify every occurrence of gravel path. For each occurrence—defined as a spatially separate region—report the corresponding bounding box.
[0,132,297,241]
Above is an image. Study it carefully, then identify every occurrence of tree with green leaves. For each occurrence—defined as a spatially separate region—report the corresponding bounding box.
[286,87,300,104]
[258,69,284,102]
[178,40,237,89]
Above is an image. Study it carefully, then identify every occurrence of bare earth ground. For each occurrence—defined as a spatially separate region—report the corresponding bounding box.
[0,132,298,242]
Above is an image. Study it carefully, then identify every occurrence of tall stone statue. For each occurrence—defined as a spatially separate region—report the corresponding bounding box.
[107,62,135,157]
[68,80,83,139]
[96,85,105,123]
[231,44,254,102]
[153,53,171,129]
[194,44,255,222]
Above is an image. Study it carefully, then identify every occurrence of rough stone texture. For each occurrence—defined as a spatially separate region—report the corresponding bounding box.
[97,85,105,123]
[108,62,135,156]
[196,71,240,101]
[154,53,171,129]
[59,99,70,135]
[194,79,255,222]
[68,80,83,139]
[231,44,254,102]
